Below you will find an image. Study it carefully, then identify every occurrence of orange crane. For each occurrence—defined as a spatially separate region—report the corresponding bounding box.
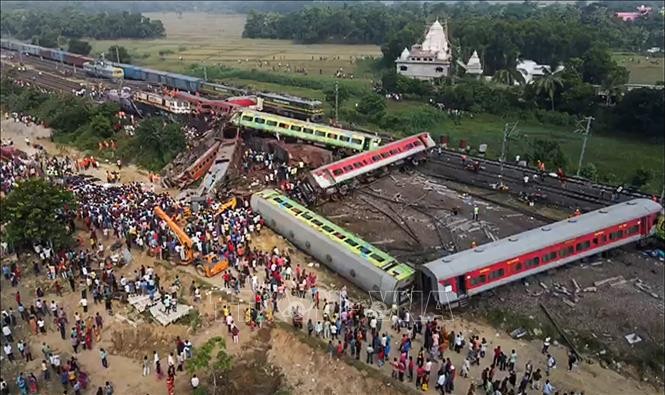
[153,205,230,277]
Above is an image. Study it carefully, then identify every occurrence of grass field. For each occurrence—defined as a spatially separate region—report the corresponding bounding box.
[88,13,381,77]
[613,52,665,84]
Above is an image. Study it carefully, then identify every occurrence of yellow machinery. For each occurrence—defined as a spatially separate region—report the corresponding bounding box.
[154,199,237,277]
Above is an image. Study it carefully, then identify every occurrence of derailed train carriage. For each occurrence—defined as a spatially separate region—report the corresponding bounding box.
[421,198,663,306]
[251,189,415,305]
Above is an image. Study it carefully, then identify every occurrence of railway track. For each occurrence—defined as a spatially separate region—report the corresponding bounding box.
[424,150,653,211]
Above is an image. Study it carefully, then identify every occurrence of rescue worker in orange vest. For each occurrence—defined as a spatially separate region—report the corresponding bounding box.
[538,161,545,173]
[574,208,581,217]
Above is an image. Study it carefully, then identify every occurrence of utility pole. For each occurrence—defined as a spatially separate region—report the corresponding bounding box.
[575,116,594,177]
[115,46,120,64]
[203,64,208,82]
[499,121,519,187]
[334,81,339,123]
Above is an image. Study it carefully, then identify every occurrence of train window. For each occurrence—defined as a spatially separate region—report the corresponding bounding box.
[609,230,623,240]
[345,239,359,247]
[332,169,344,176]
[343,165,354,172]
[370,254,386,263]
[559,246,574,258]
[351,138,362,145]
[291,125,302,132]
[301,213,313,220]
[544,252,557,262]
[489,268,505,279]
[413,140,422,146]
[389,149,399,155]
[278,123,288,129]
[303,128,314,134]
[593,237,599,245]
[372,155,381,162]
[339,136,350,142]
[359,246,372,255]
[290,208,302,215]
[576,241,591,252]
[272,197,283,203]
[405,143,414,149]
[282,202,292,208]
[477,275,487,284]
[515,263,523,272]
[627,225,639,235]
[326,133,337,139]
[381,152,390,159]
[266,120,277,127]
[255,118,265,124]
[311,219,323,226]
[321,225,334,233]
[241,115,253,122]
[333,232,345,240]
[526,257,539,267]
[315,130,326,137]
[353,162,363,169]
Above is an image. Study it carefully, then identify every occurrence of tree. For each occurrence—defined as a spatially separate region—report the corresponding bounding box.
[493,68,526,86]
[600,66,629,106]
[105,46,131,63]
[88,114,113,138]
[612,88,665,138]
[527,138,567,169]
[533,69,563,111]
[134,117,186,170]
[579,163,598,181]
[186,337,232,394]
[1,179,77,251]
[355,93,386,121]
[629,167,653,188]
[68,39,92,56]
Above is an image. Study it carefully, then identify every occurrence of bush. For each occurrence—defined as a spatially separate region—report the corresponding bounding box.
[533,109,577,127]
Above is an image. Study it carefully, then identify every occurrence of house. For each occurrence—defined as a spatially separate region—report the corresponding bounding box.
[515,59,564,85]
[395,20,452,80]
[615,4,652,21]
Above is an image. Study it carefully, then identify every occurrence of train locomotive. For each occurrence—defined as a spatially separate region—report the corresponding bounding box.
[421,198,663,306]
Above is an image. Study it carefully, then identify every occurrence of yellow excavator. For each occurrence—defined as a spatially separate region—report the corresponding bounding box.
[154,206,229,277]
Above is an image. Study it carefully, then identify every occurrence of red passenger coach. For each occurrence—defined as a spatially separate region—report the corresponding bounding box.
[421,199,663,306]
[309,132,435,190]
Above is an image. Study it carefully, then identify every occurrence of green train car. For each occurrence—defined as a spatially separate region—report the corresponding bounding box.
[232,109,381,152]
[257,92,324,122]
[251,189,415,305]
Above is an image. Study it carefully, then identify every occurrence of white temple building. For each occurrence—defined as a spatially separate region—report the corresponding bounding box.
[464,50,483,78]
[395,20,452,80]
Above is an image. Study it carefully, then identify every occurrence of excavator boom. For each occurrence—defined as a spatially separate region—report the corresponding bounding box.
[154,206,194,263]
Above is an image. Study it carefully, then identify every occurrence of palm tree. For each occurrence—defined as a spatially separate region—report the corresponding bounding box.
[601,67,629,106]
[493,68,526,86]
[534,69,563,111]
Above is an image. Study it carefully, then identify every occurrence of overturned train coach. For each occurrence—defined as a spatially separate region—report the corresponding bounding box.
[421,198,663,306]
[251,189,415,305]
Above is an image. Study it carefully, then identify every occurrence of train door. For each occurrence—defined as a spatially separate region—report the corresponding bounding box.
[362,137,371,151]
[456,275,467,296]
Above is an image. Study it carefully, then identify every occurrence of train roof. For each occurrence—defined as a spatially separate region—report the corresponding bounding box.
[254,189,415,281]
[236,109,378,139]
[422,199,663,280]
[258,91,322,106]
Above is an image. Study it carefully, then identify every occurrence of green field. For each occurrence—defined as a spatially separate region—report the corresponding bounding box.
[613,52,665,85]
[88,13,381,77]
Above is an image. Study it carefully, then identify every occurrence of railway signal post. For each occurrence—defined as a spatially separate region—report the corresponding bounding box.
[499,121,519,188]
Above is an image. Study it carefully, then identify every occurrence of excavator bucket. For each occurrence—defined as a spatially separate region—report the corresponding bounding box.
[214,197,237,218]
[196,255,229,277]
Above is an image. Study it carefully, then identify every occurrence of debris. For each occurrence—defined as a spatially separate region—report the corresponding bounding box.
[539,282,549,290]
[562,298,576,308]
[624,333,642,345]
[510,327,527,339]
[582,287,597,293]
[590,261,604,267]
[571,279,581,293]
[609,279,627,287]
[593,276,624,287]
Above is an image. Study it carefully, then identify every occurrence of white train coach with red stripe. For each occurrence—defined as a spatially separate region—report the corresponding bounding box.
[309,132,436,190]
[421,198,663,306]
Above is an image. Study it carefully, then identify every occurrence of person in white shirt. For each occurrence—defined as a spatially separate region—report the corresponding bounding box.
[543,379,555,395]
[191,374,199,388]
[80,297,88,313]
[2,324,12,343]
